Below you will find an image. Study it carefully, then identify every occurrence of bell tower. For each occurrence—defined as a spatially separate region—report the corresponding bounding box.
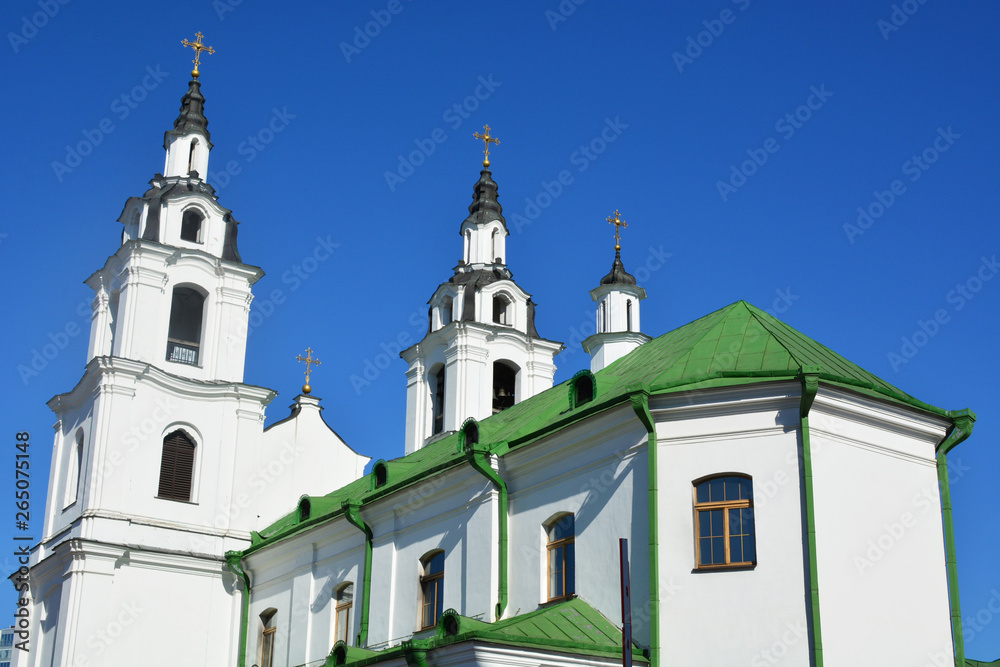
[27,37,278,667]
[401,127,563,454]
[583,210,651,372]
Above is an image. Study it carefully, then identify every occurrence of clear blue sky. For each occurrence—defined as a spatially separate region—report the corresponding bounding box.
[2,0,998,658]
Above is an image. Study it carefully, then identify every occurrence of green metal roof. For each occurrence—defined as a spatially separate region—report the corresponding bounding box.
[250,300,959,551]
[325,597,648,666]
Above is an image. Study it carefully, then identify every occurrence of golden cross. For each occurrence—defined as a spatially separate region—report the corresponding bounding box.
[607,210,627,251]
[296,347,322,394]
[472,124,500,168]
[180,31,215,79]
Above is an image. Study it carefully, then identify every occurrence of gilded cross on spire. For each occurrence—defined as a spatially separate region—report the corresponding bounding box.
[473,124,500,168]
[296,347,321,395]
[181,31,215,79]
[607,210,627,251]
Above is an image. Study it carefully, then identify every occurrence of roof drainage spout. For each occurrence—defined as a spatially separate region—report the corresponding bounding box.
[467,444,509,621]
[343,500,374,647]
[224,551,251,667]
[938,409,976,667]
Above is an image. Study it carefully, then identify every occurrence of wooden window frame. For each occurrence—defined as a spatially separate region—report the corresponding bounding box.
[335,583,353,645]
[546,515,575,602]
[156,430,195,502]
[693,476,756,570]
[419,552,444,631]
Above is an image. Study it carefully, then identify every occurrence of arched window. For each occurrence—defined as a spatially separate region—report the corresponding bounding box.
[464,230,472,263]
[492,361,517,413]
[166,286,205,365]
[626,299,633,332]
[461,419,479,449]
[598,301,606,333]
[157,430,195,502]
[420,551,445,630]
[432,366,445,435]
[373,460,388,488]
[439,296,453,327]
[491,228,498,262]
[694,475,755,568]
[108,290,120,355]
[547,514,575,601]
[259,608,277,667]
[188,140,198,175]
[602,299,610,333]
[180,209,203,243]
[334,583,354,645]
[493,294,512,325]
[63,430,83,508]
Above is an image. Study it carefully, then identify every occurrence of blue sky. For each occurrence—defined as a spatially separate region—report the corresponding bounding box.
[2,0,998,658]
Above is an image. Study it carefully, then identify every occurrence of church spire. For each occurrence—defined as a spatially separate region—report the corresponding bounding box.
[162,33,215,177]
[583,210,650,372]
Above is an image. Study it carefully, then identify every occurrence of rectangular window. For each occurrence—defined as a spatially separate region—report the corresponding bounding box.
[261,627,275,667]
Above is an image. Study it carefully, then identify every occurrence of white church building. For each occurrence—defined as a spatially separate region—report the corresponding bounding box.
[24,48,985,667]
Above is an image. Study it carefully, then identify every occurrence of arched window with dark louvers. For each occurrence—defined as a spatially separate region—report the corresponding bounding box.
[157,430,195,501]
[432,366,445,435]
[166,286,205,365]
[627,299,633,332]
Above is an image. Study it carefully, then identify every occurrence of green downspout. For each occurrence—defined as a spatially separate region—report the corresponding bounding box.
[224,551,251,667]
[939,409,976,667]
[629,390,659,667]
[343,500,373,647]
[799,367,824,667]
[467,444,508,621]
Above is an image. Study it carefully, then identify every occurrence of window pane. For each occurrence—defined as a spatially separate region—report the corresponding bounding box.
[336,606,350,644]
[565,542,575,595]
[744,533,757,563]
[725,477,740,501]
[729,507,742,535]
[699,536,712,565]
[696,482,709,503]
[549,514,574,541]
[425,552,444,575]
[730,535,743,563]
[711,537,725,565]
[740,477,753,500]
[698,509,711,537]
[550,545,564,598]
[709,509,723,538]
[709,478,724,502]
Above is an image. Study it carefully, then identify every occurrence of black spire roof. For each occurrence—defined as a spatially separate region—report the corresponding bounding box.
[462,169,506,230]
[600,249,637,286]
[164,79,211,147]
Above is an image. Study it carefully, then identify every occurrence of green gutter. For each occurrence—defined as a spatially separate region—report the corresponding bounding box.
[629,389,659,667]
[799,367,824,667]
[343,500,374,647]
[401,639,431,667]
[938,409,976,667]
[224,551,251,667]
[466,443,509,621]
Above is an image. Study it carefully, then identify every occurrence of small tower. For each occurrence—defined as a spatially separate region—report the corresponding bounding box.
[401,127,563,454]
[583,211,651,372]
